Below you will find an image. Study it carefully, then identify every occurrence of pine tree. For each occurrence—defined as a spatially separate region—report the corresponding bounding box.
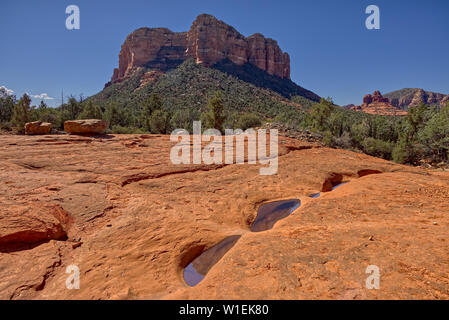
[67,96,82,120]
[0,92,15,123]
[11,94,32,133]
[310,98,334,132]
[149,109,170,134]
[142,93,163,130]
[79,101,103,119]
[204,91,225,133]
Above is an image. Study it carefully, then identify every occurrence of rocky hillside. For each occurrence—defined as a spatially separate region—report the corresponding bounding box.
[95,14,320,117]
[350,91,407,116]
[109,14,291,84]
[384,88,449,109]
[90,59,317,123]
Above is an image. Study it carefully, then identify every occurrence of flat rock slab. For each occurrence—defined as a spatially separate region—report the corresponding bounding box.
[0,134,448,299]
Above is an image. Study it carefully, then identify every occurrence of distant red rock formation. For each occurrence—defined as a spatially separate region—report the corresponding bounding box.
[110,14,290,84]
[351,91,407,116]
[385,89,448,108]
[363,91,390,105]
[441,95,449,106]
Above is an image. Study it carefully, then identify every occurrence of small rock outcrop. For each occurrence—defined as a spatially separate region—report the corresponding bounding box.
[64,119,106,135]
[25,121,52,135]
[0,204,70,251]
[110,14,290,84]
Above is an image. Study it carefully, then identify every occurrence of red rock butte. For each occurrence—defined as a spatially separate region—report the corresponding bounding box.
[110,14,291,84]
[351,91,408,116]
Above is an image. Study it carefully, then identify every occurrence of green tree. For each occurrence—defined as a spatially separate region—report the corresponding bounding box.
[79,101,103,119]
[203,91,225,133]
[362,137,393,159]
[65,96,83,120]
[418,103,449,162]
[11,94,32,133]
[236,113,262,131]
[142,93,163,131]
[392,137,421,164]
[149,109,170,134]
[327,110,345,136]
[170,109,190,131]
[32,100,49,122]
[310,98,334,132]
[350,120,370,148]
[0,92,15,123]
[104,103,127,128]
[406,103,427,141]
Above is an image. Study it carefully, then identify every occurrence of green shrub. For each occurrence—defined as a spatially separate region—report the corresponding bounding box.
[110,125,146,134]
[79,101,103,120]
[236,113,262,131]
[203,91,225,133]
[149,109,171,134]
[361,137,393,159]
[392,139,422,164]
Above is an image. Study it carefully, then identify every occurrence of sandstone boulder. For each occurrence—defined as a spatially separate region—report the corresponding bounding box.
[25,121,52,135]
[64,119,106,135]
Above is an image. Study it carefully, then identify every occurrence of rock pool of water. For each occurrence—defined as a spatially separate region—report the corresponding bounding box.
[250,199,301,232]
[183,235,241,287]
[309,182,349,198]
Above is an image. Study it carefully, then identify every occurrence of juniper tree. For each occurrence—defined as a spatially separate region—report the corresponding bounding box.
[11,93,32,133]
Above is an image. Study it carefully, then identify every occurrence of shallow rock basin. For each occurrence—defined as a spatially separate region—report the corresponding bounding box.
[183,235,241,287]
[309,182,349,198]
[332,182,348,190]
[250,199,301,232]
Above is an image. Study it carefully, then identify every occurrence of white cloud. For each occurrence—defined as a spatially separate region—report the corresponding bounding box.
[0,86,14,97]
[29,93,55,100]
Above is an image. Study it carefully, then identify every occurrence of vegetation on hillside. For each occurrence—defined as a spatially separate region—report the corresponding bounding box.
[88,59,313,125]
[273,98,449,165]
[1,62,449,167]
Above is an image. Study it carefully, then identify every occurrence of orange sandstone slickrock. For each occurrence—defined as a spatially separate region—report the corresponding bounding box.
[0,134,449,299]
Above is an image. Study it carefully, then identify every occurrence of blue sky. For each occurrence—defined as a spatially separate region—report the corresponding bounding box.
[1,0,448,107]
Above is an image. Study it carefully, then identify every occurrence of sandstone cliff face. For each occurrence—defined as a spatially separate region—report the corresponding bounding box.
[112,28,187,83]
[110,14,290,83]
[352,91,407,116]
